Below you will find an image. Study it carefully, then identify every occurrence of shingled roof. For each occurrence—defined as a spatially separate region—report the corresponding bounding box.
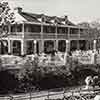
[18,10,76,26]
[19,12,41,23]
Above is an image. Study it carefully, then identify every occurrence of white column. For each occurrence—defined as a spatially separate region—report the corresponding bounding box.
[21,40,24,55]
[55,40,58,51]
[8,24,11,54]
[34,40,37,54]
[22,23,24,38]
[64,40,70,65]
[8,39,11,54]
[41,24,44,53]
[66,40,70,53]
[55,25,58,51]
[93,40,96,51]
[9,40,13,54]
[68,27,70,40]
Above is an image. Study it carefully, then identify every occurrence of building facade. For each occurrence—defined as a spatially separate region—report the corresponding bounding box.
[0,1,98,56]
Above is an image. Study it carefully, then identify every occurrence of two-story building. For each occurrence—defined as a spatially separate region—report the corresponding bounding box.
[0,1,98,56]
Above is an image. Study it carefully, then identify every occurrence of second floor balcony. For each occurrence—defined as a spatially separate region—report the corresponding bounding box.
[0,23,90,40]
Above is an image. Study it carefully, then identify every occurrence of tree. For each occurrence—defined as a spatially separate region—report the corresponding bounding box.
[0,1,15,37]
[90,20,100,29]
[77,22,90,28]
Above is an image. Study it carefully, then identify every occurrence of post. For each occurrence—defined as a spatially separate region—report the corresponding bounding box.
[77,27,80,50]
[10,40,13,55]
[22,23,24,38]
[8,24,11,54]
[68,27,70,39]
[93,40,97,64]
[93,40,96,51]
[21,40,24,55]
[55,24,58,51]
[41,23,44,53]
[34,40,37,54]
[78,27,80,39]
[66,40,70,53]
[55,40,58,51]
[8,39,11,54]
[64,40,70,65]
[86,40,89,50]
[77,40,80,50]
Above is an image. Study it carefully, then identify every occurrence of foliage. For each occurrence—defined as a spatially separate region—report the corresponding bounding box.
[0,1,15,25]
[0,1,15,38]
[0,55,99,94]
[16,56,80,92]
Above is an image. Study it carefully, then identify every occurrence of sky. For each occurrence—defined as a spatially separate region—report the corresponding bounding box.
[5,0,100,24]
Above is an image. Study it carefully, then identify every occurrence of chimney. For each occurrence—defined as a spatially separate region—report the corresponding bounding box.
[41,14,46,23]
[54,16,58,24]
[65,15,68,24]
[14,7,22,13]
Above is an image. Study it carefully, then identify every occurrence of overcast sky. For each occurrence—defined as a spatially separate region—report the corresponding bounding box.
[7,0,100,24]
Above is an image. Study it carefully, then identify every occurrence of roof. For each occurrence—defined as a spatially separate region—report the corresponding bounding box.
[19,12,41,23]
[19,11,76,26]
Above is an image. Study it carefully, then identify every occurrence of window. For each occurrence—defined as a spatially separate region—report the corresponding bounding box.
[57,27,66,33]
[26,40,34,54]
[43,26,55,33]
[58,40,66,52]
[11,25,16,32]
[17,24,22,32]
[70,28,78,34]
[11,24,22,32]
[25,24,41,33]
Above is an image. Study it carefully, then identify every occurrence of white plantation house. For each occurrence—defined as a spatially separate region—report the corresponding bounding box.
[0,0,99,57]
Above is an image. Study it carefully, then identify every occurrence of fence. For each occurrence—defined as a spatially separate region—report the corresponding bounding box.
[0,87,100,100]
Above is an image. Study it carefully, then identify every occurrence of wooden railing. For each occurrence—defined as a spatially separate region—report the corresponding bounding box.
[8,32,23,38]
[69,34,79,39]
[24,32,41,39]
[8,32,98,40]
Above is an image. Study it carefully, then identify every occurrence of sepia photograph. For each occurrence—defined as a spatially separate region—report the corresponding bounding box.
[0,0,100,99]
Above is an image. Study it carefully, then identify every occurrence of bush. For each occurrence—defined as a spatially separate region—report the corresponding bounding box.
[16,56,80,91]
